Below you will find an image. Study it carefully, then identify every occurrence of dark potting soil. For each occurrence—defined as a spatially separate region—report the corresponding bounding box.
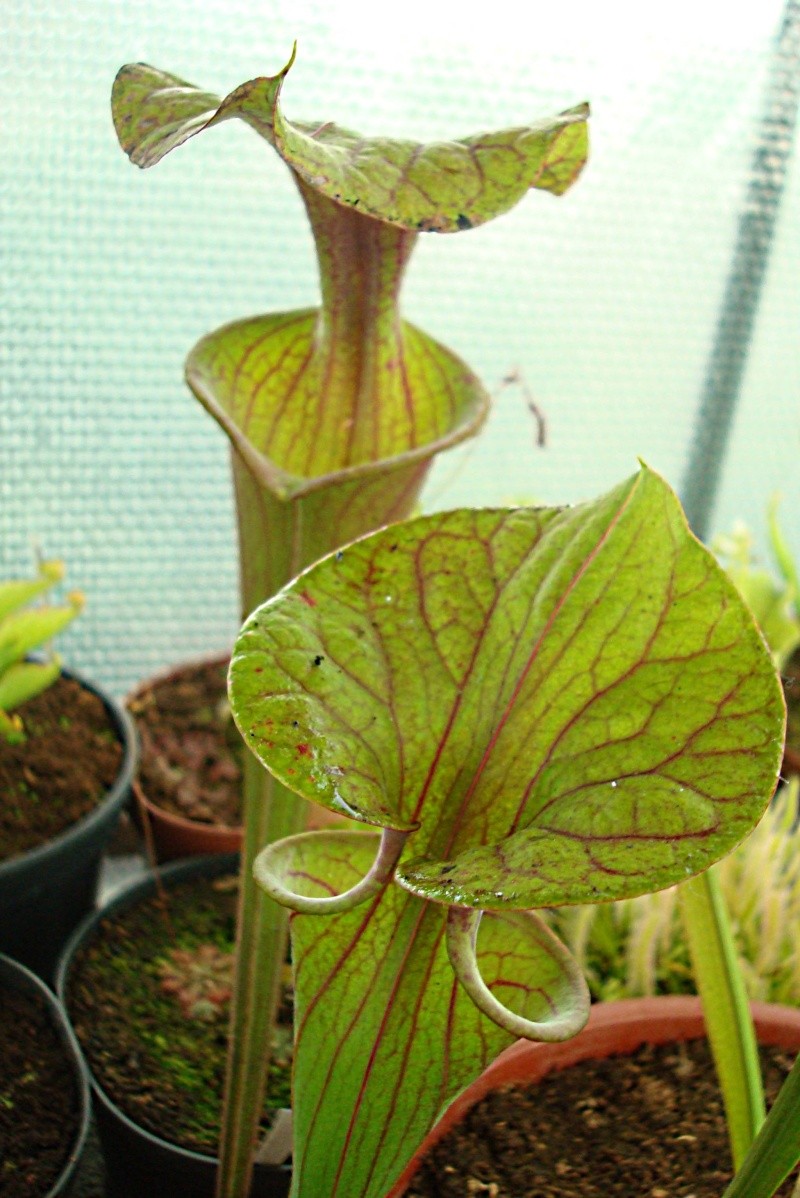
[0,980,81,1197]
[0,675,123,861]
[407,1038,799,1198]
[66,871,292,1156]
[128,659,243,827]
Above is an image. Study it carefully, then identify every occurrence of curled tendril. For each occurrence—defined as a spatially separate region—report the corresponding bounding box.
[254,826,590,1041]
[446,906,590,1042]
[253,827,410,914]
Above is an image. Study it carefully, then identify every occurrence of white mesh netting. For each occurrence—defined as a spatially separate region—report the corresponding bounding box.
[1,0,798,693]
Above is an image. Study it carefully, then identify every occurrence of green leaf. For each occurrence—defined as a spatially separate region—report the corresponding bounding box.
[0,709,25,744]
[231,465,783,1196]
[206,299,488,1198]
[185,311,488,494]
[254,827,411,913]
[715,522,800,668]
[231,465,784,912]
[679,868,766,1168]
[112,47,592,1198]
[767,494,800,608]
[738,573,800,668]
[0,595,83,675]
[268,102,590,231]
[188,304,490,626]
[723,1055,800,1197]
[282,831,588,1198]
[0,657,62,715]
[112,54,589,229]
[0,559,64,624]
[110,62,230,169]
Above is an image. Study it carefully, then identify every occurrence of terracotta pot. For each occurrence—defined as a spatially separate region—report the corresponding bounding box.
[127,653,344,862]
[132,776,245,860]
[126,653,241,861]
[392,996,800,1196]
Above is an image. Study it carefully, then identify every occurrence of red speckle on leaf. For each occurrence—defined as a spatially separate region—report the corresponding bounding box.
[296,743,312,757]
[299,590,317,607]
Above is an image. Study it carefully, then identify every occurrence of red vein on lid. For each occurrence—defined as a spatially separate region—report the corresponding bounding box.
[440,475,641,858]
[230,313,309,428]
[241,326,312,438]
[290,870,338,896]
[500,526,675,830]
[417,332,459,424]
[395,327,419,442]
[299,316,344,474]
[260,337,318,461]
[409,519,512,827]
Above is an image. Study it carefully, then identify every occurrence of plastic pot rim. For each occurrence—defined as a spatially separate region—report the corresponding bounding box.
[0,952,92,1197]
[54,852,291,1181]
[0,662,137,881]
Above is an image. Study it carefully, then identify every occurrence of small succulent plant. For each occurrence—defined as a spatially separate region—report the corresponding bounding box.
[0,560,84,744]
[158,943,235,1022]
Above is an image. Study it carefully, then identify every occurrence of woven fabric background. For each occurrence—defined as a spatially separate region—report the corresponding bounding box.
[1,0,798,694]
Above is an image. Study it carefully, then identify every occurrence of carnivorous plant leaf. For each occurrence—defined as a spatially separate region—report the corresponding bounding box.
[112,52,588,228]
[230,464,784,1197]
[276,830,588,1198]
[111,48,592,1198]
[233,465,784,906]
[185,309,489,501]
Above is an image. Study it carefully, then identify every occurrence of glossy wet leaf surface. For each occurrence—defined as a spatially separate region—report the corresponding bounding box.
[232,466,784,907]
[230,465,784,1198]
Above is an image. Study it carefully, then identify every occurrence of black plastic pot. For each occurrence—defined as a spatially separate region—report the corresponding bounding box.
[56,854,291,1198]
[0,952,91,1197]
[0,665,137,981]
